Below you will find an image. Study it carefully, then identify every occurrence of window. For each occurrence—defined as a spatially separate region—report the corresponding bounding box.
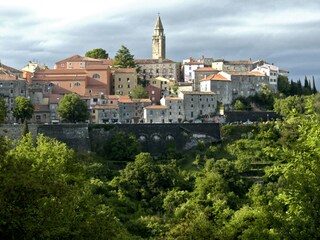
[169,112,172,115]
[20,89,24,94]
[150,110,153,115]
[118,78,121,82]
[10,89,13,94]
[191,112,194,117]
[0,83,2,87]
[118,84,123,88]
[89,89,92,93]
[61,64,64,67]
[127,78,130,82]
[128,85,130,88]
[93,98,98,102]
[74,82,81,87]
[93,74,101,78]
[151,90,155,94]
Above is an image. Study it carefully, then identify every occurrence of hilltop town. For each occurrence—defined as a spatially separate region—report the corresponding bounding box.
[0,16,290,124]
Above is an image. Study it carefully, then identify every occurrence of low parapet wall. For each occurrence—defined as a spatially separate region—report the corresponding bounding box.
[0,123,221,154]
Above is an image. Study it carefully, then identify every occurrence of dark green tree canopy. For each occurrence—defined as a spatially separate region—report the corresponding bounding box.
[13,96,34,123]
[131,85,149,99]
[57,93,89,123]
[0,96,7,124]
[112,45,136,69]
[85,48,109,59]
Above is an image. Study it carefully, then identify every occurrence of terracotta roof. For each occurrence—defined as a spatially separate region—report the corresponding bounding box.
[200,73,231,82]
[0,71,17,80]
[34,105,50,112]
[0,63,22,73]
[145,105,168,109]
[35,69,87,75]
[194,67,219,72]
[135,59,175,64]
[55,55,102,64]
[226,71,265,76]
[139,99,152,103]
[92,104,118,110]
[180,91,216,95]
[113,68,136,73]
[164,97,183,100]
[32,76,88,81]
[118,98,134,103]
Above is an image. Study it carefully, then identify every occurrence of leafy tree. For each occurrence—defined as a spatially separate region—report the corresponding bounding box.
[0,134,130,239]
[273,95,306,117]
[13,96,34,123]
[0,96,7,124]
[112,45,136,69]
[57,93,89,123]
[85,48,109,59]
[101,131,141,161]
[277,75,290,96]
[131,85,149,99]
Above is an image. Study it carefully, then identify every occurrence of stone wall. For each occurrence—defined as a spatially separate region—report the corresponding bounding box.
[0,123,221,155]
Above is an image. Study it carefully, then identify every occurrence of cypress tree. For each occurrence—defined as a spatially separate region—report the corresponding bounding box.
[312,76,318,94]
[297,79,302,95]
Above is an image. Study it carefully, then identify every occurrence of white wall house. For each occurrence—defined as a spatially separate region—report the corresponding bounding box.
[160,96,184,123]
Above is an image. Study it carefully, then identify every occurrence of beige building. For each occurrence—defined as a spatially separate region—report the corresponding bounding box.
[91,104,119,124]
[112,68,137,96]
[143,105,169,123]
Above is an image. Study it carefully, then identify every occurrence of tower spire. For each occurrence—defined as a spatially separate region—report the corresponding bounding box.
[152,15,166,59]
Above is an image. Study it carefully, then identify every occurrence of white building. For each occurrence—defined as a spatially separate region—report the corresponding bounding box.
[252,63,279,92]
[183,58,204,83]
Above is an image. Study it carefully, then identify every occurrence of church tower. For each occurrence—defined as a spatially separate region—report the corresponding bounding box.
[152,15,166,59]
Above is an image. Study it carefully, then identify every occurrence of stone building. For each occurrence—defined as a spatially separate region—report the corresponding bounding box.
[178,91,217,121]
[143,105,168,123]
[146,85,162,104]
[91,104,119,124]
[111,68,137,95]
[194,67,219,91]
[160,96,184,123]
[0,66,27,123]
[252,63,279,92]
[118,98,151,123]
[200,71,269,105]
[212,59,264,72]
[136,58,180,82]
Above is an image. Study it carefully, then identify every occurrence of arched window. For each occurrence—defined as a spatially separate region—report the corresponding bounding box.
[92,73,101,79]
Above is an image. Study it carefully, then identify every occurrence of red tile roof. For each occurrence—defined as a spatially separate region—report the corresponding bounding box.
[194,67,219,72]
[145,105,168,109]
[200,73,230,82]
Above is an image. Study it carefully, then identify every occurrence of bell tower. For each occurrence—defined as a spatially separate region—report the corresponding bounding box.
[152,15,166,59]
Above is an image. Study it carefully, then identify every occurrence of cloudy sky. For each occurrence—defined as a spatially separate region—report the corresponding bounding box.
[1,0,319,84]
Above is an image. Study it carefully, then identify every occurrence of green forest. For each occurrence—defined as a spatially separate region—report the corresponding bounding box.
[1,92,320,239]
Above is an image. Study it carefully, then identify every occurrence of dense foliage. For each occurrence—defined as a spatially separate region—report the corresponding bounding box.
[57,93,89,123]
[112,45,136,69]
[85,48,109,59]
[3,94,320,239]
[131,85,149,99]
[13,96,34,123]
[0,96,7,124]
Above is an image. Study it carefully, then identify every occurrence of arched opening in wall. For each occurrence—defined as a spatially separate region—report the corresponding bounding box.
[138,135,147,142]
[166,135,174,141]
[151,134,161,142]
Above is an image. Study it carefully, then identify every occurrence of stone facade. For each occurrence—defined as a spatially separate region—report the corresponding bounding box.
[111,68,137,95]
[136,58,180,82]
[178,91,217,121]
[143,105,169,123]
[160,97,184,123]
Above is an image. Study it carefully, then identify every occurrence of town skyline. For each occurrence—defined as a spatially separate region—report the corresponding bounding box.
[1,0,320,84]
